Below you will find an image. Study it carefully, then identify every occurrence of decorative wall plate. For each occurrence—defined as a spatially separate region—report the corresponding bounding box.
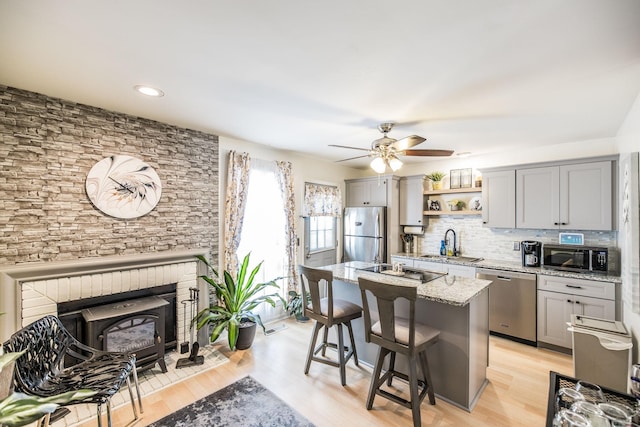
[86,155,162,219]
[469,196,482,211]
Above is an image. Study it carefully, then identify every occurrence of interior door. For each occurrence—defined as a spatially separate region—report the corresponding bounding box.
[303,216,337,267]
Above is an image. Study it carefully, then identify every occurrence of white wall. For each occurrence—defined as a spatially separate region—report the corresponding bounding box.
[217,136,366,272]
[615,91,640,361]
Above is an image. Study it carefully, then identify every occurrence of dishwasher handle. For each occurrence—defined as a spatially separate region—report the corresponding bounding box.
[476,268,537,282]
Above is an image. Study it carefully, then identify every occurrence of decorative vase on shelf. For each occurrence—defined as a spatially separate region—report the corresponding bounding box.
[426,172,446,190]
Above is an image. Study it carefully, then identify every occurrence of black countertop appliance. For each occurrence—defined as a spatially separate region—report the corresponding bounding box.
[521,241,542,267]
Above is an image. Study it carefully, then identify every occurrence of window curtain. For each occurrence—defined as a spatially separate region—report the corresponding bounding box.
[224,151,251,276]
[302,182,342,217]
[274,160,298,292]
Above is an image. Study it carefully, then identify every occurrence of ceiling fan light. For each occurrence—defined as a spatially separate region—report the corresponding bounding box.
[389,157,403,171]
[370,157,386,173]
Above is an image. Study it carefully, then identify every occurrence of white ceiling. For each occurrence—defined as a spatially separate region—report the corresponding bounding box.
[1,1,640,168]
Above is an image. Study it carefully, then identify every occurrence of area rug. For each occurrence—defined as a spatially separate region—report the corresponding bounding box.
[64,346,228,426]
[148,376,315,427]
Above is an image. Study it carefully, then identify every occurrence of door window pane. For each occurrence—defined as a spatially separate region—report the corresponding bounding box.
[309,216,335,252]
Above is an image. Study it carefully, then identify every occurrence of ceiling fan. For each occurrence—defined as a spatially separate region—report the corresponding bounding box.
[330,123,454,173]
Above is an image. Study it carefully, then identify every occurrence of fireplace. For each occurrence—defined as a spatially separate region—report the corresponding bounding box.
[57,284,178,362]
[82,295,169,372]
[0,249,209,359]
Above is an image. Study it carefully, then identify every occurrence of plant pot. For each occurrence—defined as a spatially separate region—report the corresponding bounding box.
[295,315,310,323]
[235,321,257,350]
[432,181,443,190]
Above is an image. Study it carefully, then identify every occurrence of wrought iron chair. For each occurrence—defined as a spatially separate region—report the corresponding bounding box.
[3,315,143,427]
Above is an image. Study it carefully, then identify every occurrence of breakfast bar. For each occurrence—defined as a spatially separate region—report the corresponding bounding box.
[319,261,492,412]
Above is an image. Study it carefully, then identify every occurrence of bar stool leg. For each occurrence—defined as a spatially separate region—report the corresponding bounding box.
[305,322,323,374]
[408,354,422,427]
[337,323,346,386]
[387,352,396,386]
[321,325,329,357]
[345,321,359,366]
[367,346,389,409]
[419,350,436,405]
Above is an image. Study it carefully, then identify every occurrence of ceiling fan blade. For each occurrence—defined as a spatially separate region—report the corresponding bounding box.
[328,144,370,152]
[335,154,371,162]
[390,135,426,151]
[402,149,454,157]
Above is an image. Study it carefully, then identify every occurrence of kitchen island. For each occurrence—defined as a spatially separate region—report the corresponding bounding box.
[318,261,491,412]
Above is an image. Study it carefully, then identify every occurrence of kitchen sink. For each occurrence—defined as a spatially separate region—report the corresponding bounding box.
[358,264,445,283]
[420,255,484,263]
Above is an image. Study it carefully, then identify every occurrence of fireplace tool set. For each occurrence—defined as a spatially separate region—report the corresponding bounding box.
[176,287,205,368]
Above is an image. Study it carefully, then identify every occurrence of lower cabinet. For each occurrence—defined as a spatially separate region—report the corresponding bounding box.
[445,264,476,278]
[537,275,616,350]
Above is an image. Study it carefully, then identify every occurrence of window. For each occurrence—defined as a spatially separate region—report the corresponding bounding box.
[309,216,336,253]
[236,159,288,322]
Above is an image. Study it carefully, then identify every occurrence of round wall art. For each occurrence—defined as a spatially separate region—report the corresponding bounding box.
[86,155,162,219]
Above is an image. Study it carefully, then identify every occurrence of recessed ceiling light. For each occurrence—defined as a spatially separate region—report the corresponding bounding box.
[456,152,471,157]
[134,85,164,97]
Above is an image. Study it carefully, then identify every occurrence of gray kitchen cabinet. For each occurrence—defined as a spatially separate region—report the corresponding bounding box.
[516,160,613,230]
[444,264,476,278]
[345,176,400,262]
[537,274,617,350]
[345,177,388,206]
[481,169,515,228]
[399,175,425,226]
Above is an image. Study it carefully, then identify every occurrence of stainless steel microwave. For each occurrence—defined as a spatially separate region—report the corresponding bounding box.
[542,244,610,274]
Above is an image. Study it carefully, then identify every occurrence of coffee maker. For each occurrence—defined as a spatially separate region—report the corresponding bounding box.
[521,241,542,267]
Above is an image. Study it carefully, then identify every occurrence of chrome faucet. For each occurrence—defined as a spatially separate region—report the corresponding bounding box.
[444,229,458,257]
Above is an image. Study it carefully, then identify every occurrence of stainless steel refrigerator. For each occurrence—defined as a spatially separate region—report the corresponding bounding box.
[343,206,386,263]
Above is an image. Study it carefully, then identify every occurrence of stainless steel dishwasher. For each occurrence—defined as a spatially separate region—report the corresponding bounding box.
[476,268,537,345]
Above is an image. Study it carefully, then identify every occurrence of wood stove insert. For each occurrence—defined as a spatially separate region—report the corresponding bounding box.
[81,295,169,372]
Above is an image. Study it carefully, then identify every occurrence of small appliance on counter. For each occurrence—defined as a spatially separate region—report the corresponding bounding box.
[542,244,612,274]
[402,226,423,254]
[521,241,541,267]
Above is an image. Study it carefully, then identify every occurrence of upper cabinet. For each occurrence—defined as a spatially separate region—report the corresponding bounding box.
[345,176,400,262]
[399,176,425,226]
[481,170,516,228]
[345,178,389,206]
[516,161,613,230]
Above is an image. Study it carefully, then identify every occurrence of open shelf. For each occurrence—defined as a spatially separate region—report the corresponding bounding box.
[423,210,481,216]
[424,188,482,196]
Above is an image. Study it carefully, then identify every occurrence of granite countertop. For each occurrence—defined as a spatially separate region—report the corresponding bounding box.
[392,252,622,284]
[318,261,491,307]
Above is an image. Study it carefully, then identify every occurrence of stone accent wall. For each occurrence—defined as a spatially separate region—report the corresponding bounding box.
[0,85,218,265]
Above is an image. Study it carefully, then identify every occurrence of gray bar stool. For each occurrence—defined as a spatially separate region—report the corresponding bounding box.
[298,265,363,386]
[358,276,440,427]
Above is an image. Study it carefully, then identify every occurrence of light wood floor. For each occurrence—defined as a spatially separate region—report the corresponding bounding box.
[81,318,572,427]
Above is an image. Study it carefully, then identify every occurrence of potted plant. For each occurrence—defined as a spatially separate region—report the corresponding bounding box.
[193,254,284,351]
[426,171,446,190]
[286,290,309,322]
[449,199,466,211]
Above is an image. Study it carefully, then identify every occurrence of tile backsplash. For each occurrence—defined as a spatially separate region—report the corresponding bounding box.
[413,216,618,263]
